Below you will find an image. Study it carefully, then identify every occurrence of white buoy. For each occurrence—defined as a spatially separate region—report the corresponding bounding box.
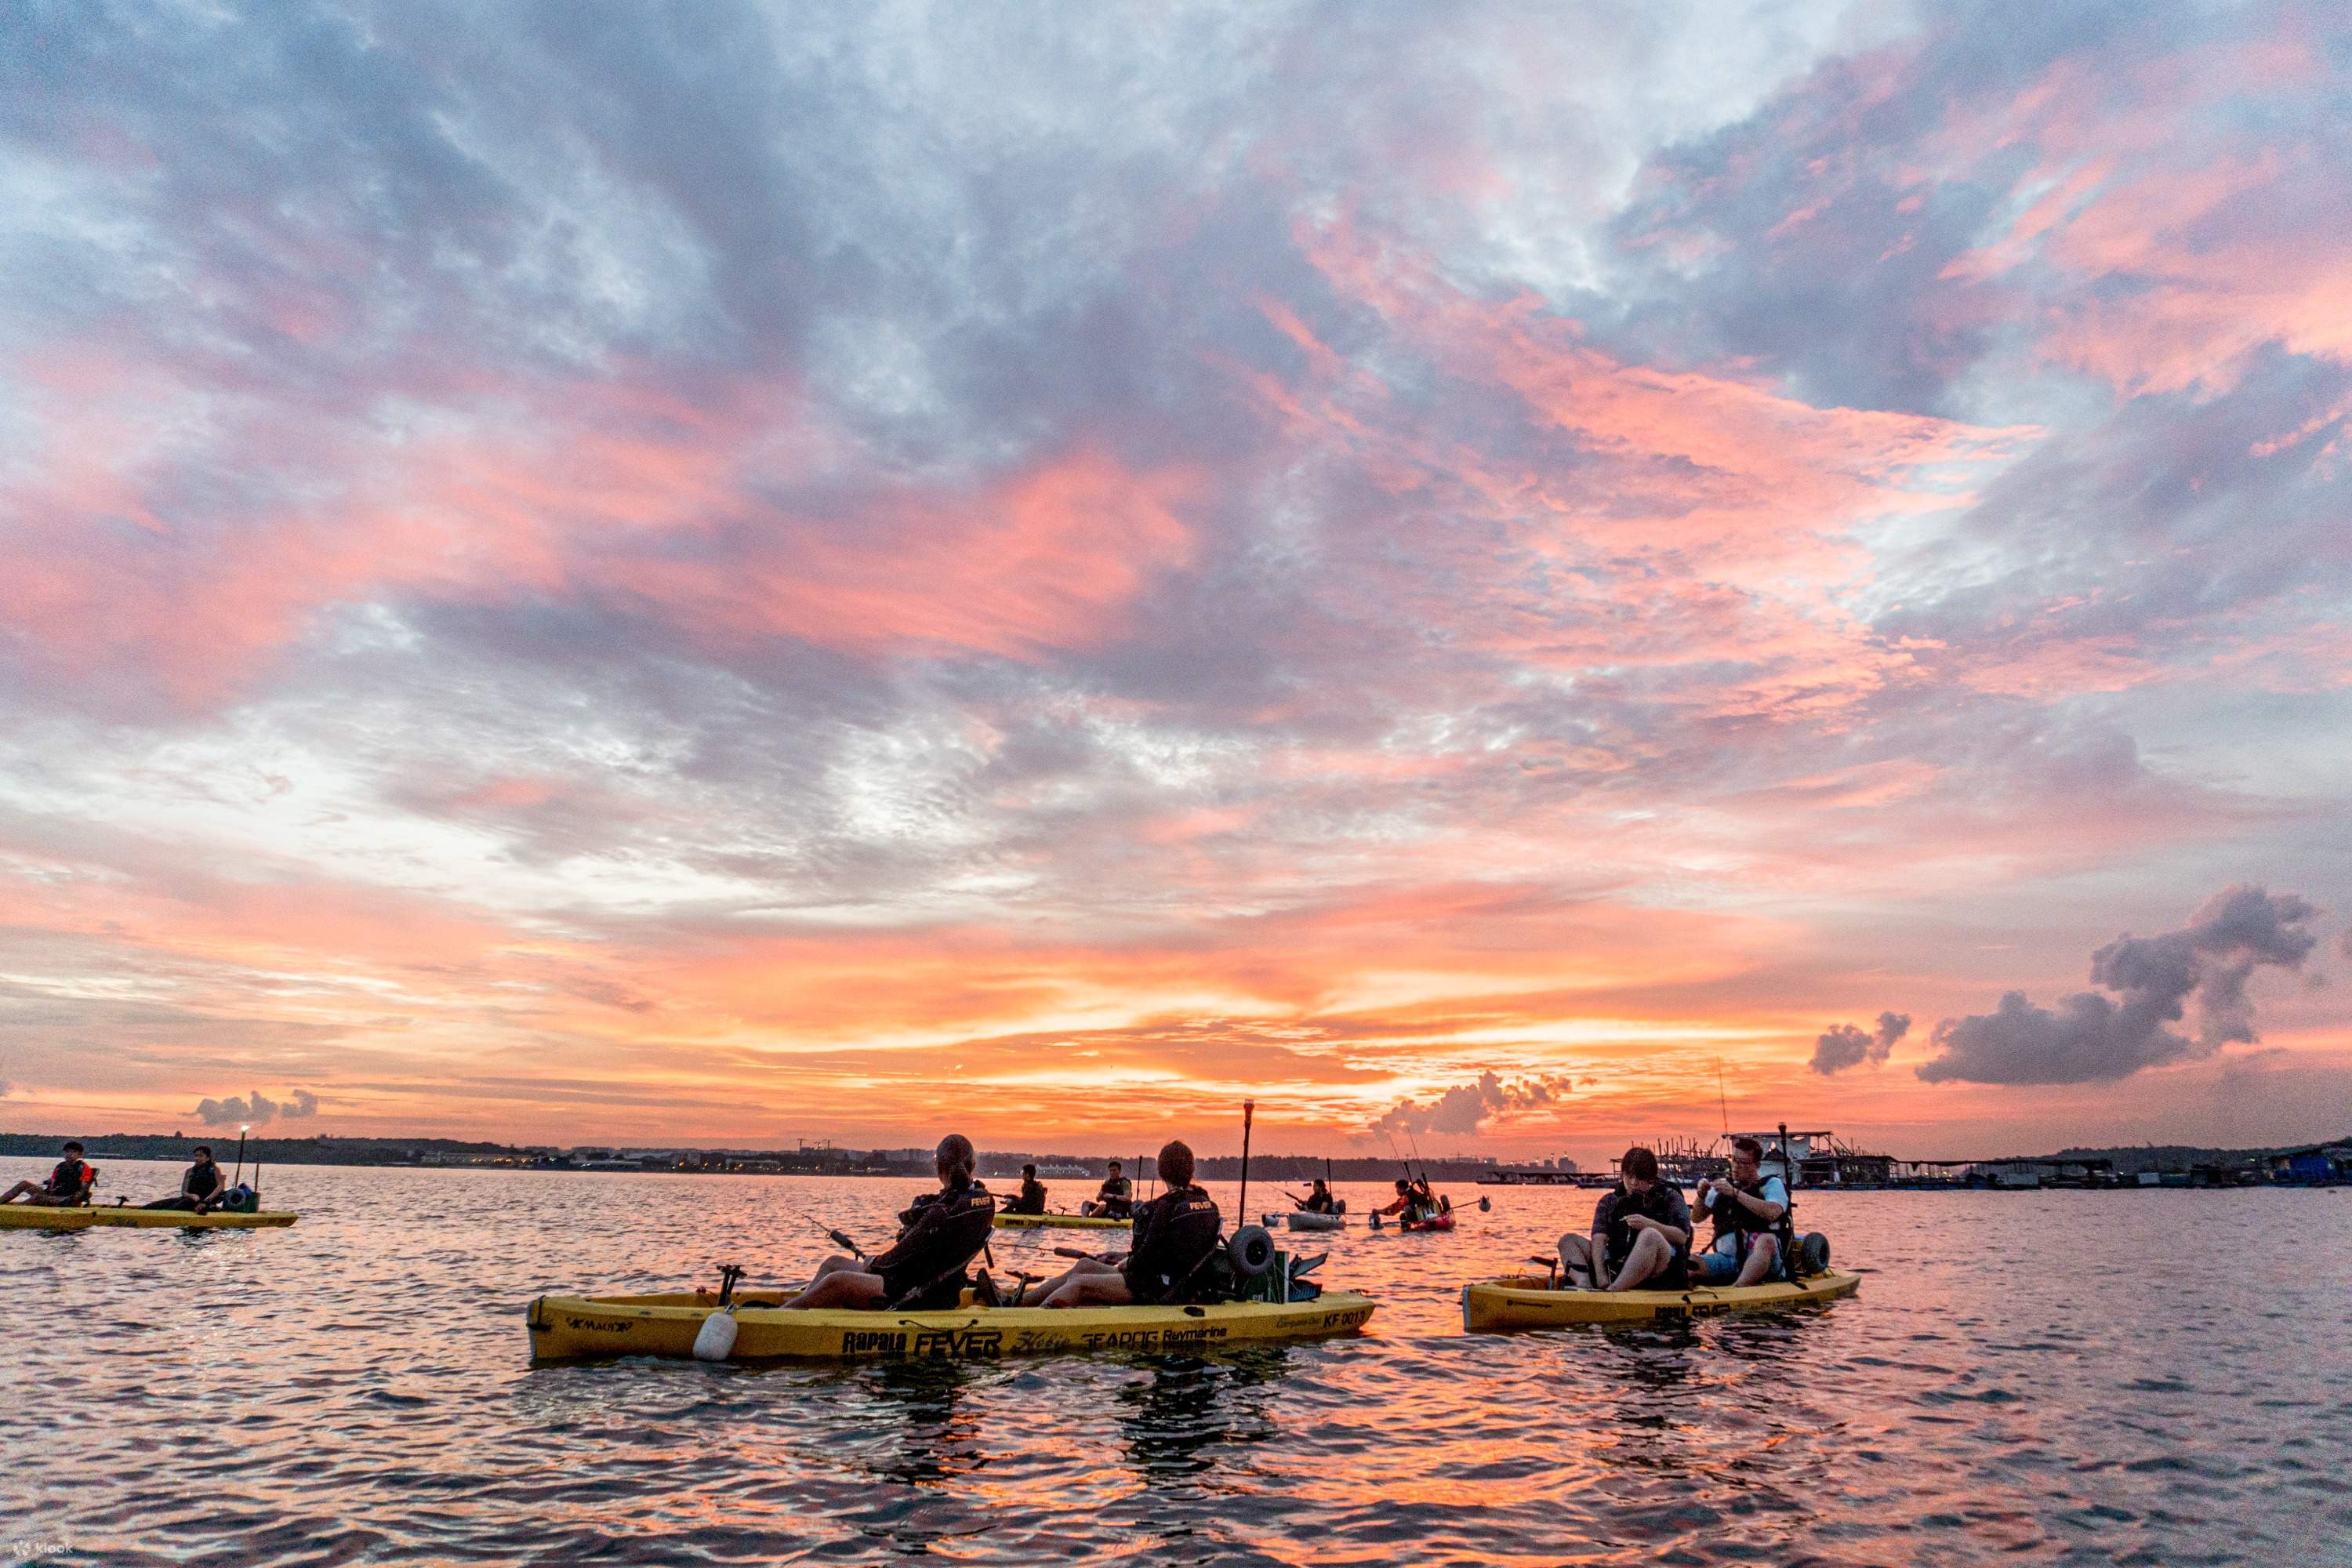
[692,1308,739,1362]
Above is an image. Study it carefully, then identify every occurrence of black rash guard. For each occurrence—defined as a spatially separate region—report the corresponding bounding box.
[871,1178,996,1308]
[1094,1174,1131,1218]
[1122,1185,1224,1305]
[183,1162,223,1203]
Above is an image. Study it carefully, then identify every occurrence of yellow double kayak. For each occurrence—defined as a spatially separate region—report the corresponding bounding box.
[0,1206,296,1231]
[1461,1270,1859,1331]
[992,1212,1131,1230]
[527,1289,1377,1362]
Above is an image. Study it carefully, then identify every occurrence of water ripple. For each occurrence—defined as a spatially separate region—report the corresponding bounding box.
[4,1166,2347,1566]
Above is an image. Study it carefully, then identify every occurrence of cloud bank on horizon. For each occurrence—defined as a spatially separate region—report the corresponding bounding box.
[0,1,2347,1156]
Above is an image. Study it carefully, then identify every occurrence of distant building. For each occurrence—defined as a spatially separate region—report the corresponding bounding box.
[2269,1145,2352,1185]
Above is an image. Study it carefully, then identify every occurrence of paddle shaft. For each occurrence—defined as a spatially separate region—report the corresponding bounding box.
[1236,1100,1254,1223]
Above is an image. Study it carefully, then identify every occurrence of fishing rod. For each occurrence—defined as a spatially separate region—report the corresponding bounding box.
[807,1217,866,1260]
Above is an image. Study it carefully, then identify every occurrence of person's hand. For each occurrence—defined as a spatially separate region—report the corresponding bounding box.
[1624,1214,1652,1232]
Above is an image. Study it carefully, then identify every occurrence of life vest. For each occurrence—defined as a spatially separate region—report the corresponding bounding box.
[874,1178,996,1307]
[1125,1185,1225,1303]
[1602,1181,1684,1269]
[1708,1176,1794,1265]
[47,1160,93,1197]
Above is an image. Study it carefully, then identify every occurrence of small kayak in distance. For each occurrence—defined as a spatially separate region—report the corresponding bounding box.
[1284,1211,1346,1232]
[2,1205,297,1230]
[992,1212,1131,1230]
[1461,1270,1860,1331]
[0,1207,98,1231]
[526,1289,1377,1362]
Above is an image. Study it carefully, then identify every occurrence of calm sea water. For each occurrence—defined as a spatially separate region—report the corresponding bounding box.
[3,1162,2347,1566]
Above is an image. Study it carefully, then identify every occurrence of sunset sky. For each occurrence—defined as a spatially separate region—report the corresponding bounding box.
[2,2,2347,1162]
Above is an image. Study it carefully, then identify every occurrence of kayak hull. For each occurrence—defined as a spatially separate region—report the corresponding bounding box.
[2,1205,294,1230]
[87,1208,297,1229]
[527,1289,1377,1363]
[1461,1270,1860,1331]
[1285,1212,1346,1232]
[992,1213,1131,1230]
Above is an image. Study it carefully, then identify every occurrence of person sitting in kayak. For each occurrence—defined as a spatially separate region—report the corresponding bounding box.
[782,1134,996,1311]
[1374,1175,1421,1222]
[1693,1135,1792,1287]
[1012,1142,1226,1308]
[1412,1175,1448,1216]
[1371,1178,1431,1225]
[2,1142,95,1207]
[1080,1159,1132,1219]
[143,1145,226,1213]
[1301,1178,1337,1214]
[1557,1146,1690,1291]
[1002,1163,1048,1215]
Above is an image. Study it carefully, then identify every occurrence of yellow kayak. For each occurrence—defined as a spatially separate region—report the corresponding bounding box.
[526,1288,1377,1362]
[1461,1270,1860,1331]
[0,1206,296,1231]
[992,1212,1131,1230]
[88,1208,297,1229]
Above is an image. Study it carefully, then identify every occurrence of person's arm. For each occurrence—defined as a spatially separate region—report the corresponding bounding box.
[1722,1181,1785,1225]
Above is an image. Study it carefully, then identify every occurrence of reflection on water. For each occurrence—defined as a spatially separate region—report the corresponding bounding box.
[3,1162,2348,1566]
[1119,1346,1288,1483]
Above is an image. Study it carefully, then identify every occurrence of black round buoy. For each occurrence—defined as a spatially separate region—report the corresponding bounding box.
[1229,1225,1276,1277]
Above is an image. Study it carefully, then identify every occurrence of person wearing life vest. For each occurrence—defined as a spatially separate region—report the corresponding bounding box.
[1080,1159,1132,1219]
[1693,1135,1793,1287]
[1014,1142,1227,1308]
[143,1145,227,1213]
[1301,1178,1337,1214]
[1370,1178,1428,1224]
[1557,1146,1691,1291]
[783,1134,996,1310]
[2,1142,95,1207]
[1000,1163,1048,1216]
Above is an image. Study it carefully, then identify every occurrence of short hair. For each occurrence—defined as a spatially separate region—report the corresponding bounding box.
[935,1134,975,1181]
[1022,1162,1036,1176]
[63,1142,83,1153]
[1621,1146,1659,1181]
[194,1145,212,1157]
[1395,1177,1410,1190]
[1107,1159,1122,1170]
[1157,1140,1195,1188]
[1731,1136,1764,1160]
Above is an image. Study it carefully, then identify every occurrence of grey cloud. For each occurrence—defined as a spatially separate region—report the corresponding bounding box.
[1368,1070,1571,1138]
[283,1087,320,1120]
[195,1090,279,1128]
[1811,1010,1909,1075]
[1918,887,2319,1084]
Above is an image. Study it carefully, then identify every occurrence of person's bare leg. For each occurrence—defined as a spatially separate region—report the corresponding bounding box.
[1608,1230,1673,1291]
[0,1182,38,1204]
[783,1268,887,1309]
[1559,1233,1596,1287]
[1733,1233,1779,1288]
[1041,1271,1135,1308]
